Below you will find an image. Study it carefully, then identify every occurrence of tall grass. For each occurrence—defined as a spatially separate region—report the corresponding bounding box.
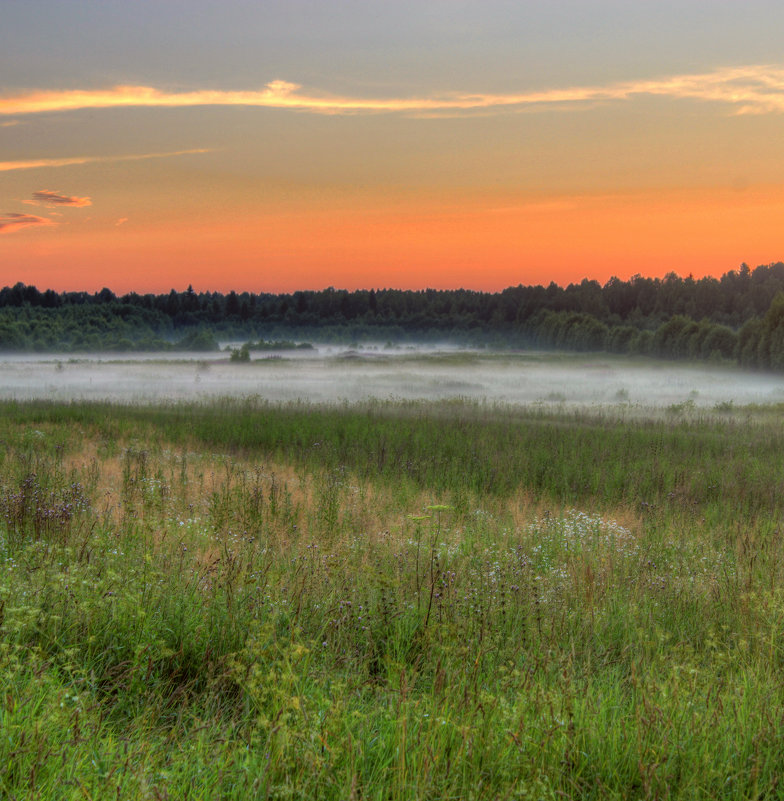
[1,399,784,798]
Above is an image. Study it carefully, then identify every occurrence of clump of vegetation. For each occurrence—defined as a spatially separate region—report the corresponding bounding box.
[228,339,314,361]
[244,339,314,351]
[229,343,251,362]
[2,398,784,798]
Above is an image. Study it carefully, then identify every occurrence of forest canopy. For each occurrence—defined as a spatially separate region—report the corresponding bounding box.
[3,262,784,369]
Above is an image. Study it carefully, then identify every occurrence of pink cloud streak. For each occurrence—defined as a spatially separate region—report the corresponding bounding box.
[0,213,56,235]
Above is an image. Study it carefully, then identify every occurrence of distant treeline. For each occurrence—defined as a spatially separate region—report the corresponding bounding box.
[4,262,784,368]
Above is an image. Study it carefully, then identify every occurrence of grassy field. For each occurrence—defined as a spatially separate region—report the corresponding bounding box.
[2,398,784,799]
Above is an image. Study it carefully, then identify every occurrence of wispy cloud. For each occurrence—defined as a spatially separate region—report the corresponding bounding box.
[115,217,128,226]
[2,65,784,117]
[0,120,20,127]
[0,213,55,235]
[28,189,92,207]
[0,148,211,172]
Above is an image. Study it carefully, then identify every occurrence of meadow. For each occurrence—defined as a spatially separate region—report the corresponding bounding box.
[2,390,784,799]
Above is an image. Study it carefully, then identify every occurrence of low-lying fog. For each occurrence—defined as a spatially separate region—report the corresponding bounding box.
[2,346,784,409]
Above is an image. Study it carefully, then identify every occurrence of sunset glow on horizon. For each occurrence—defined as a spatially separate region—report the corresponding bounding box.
[3,1,784,294]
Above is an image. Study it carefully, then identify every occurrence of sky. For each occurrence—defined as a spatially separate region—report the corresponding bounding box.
[2,0,784,294]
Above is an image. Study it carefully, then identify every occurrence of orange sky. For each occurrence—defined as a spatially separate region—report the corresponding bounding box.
[3,184,782,294]
[2,2,784,293]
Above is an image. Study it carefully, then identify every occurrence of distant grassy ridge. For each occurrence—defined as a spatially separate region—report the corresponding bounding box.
[4,397,784,526]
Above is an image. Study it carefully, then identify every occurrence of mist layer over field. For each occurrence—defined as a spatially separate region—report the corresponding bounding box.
[2,346,783,407]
